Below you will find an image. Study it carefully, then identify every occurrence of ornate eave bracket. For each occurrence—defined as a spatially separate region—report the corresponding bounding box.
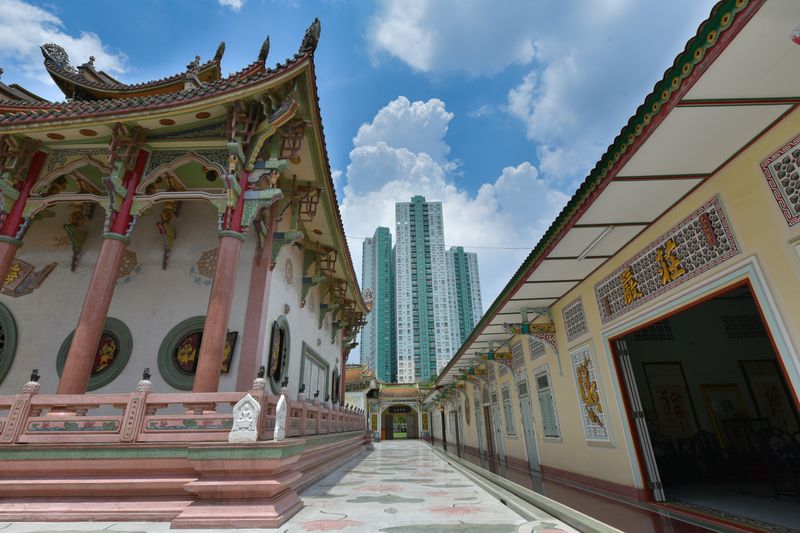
[270,229,303,270]
[319,302,339,329]
[503,320,562,375]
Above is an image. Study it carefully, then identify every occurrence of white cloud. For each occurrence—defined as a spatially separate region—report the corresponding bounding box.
[353,96,453,162]
[218,0,245,11]
[0,0,128,97]
[368,0,717,183]
[467,105,491,119]
[368,0,536,76]
[341,97,568,313]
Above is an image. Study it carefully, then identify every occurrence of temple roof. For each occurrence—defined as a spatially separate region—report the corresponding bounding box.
[0,18,321,124]
[40,41,225,101]
[0,68,47,104]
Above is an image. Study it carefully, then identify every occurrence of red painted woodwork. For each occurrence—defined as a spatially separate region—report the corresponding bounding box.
[108,149,149,236]
[0,151,46,237]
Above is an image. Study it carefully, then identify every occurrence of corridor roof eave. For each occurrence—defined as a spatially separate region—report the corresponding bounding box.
[425,0,800,404]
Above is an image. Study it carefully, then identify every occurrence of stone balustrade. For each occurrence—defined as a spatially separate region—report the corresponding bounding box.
[0,381,365,446]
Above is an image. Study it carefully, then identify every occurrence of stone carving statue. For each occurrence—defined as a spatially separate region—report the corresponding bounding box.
[228,393,260,443]
[274,394,287,442]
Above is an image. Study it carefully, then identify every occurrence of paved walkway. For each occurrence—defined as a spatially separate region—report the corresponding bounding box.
[0,440,578,533]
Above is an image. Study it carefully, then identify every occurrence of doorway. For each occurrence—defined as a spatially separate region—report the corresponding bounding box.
[614,284,800,530]
[382,405,419,439]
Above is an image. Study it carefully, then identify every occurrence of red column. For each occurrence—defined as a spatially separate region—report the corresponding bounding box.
[235,205,276,391]
[193,167,251,393]
[57,150,148,395]
[0,151,46,281]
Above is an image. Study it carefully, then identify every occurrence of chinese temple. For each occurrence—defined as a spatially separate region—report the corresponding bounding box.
[425,1,800,531]
[0,20,370,528]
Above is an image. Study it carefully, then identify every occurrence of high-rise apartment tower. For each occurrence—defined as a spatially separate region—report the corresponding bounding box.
[446,246,483,344]
[360,227,396,382]
[394,196,459,383]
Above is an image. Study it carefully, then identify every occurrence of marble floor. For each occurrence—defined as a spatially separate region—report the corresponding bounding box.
[0,440,579,533]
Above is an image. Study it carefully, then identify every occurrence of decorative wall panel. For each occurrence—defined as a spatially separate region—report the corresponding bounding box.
[562,297,588,342]
[594,196,738,323]
[761,133,800,226]
[570,344,609,442]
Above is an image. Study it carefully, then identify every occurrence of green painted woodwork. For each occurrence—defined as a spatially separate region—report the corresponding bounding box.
[56,317,132,391]
[157,315,205,391]
[433,0,754,385]
[0,302,19,386]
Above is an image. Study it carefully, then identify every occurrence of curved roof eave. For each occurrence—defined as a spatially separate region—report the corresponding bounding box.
[426,0,764,402]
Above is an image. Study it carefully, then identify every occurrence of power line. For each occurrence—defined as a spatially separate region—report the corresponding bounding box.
[344,235,531,251]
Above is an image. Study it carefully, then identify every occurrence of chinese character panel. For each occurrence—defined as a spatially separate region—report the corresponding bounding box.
[594,196,738,323]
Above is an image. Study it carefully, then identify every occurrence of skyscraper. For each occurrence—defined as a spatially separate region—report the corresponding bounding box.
[446,246,483,344]
[394,196,458,383]
[361,227,395,382]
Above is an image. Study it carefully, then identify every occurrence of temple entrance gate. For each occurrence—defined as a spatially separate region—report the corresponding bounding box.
[381,404,419,439]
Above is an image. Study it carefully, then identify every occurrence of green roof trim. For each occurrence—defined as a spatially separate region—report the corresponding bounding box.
[431,0,757,392]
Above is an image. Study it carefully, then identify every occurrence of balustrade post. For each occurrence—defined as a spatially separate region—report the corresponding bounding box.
[121,374,152,443]
[0,374,40,444]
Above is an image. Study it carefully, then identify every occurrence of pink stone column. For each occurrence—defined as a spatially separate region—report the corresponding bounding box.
[235,205,276,390]
[57,149,149,395]
[0,151,46,281]
[193,233,244,393]
[57,239,127,394]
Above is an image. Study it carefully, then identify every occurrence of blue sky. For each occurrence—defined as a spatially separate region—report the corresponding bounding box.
[0,0,718,313]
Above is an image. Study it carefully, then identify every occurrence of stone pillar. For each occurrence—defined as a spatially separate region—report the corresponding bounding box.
[235,205,277,390]
[0,150,46,281]
[192,232,244,393]
[57,149,149,395]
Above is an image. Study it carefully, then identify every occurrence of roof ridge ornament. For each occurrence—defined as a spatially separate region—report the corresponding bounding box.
[258,36,270,65]
[299,18,321,54]
[214,41,225,62]
[41,43,75,72]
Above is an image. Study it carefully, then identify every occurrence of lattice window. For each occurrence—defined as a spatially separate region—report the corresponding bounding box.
[512,342,525,371]
[498,361,509,376]
[487,361,495,382]
[721,315,767,339]
[563,297,588,342]
[528,336,546,360]
[632,319,674,341]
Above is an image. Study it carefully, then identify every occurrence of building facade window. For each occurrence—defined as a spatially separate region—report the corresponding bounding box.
[0,303,19,385]
[267,316,290,394]
[300,342,328,400]
[157,316,238,390]
[534,364,560,438]
[502,385,515,436]
[56,317,132,391]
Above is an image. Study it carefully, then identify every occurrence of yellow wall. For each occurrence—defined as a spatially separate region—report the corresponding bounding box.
[526,105,800,489]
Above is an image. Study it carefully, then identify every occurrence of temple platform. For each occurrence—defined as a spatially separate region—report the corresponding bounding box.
[0,440,583,533]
